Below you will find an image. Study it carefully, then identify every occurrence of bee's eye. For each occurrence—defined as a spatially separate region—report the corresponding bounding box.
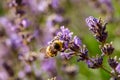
[54,43,61,50]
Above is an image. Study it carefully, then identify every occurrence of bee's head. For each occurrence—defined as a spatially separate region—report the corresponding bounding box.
[53,40,63,51]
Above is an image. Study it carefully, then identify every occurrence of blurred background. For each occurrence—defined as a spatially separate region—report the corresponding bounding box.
[0,0,120,80]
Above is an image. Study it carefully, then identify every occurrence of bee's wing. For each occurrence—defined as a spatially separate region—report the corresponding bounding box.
[40,47,46,52]
[39,47,50,59]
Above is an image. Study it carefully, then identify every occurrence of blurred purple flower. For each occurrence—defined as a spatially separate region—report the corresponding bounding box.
[51,0,60,9]
[41,58,57,76]
[0,17,30,58]
[20,18,30,28]
[46,14,64,28]
[24,64,32,74]
[0,69,9,80]
[99,0,113,11]
[18,70,25,79]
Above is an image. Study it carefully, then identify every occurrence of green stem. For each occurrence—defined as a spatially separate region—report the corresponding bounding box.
[100,65,115,77]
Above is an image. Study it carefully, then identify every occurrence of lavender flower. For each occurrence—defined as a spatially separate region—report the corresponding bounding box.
[101,42,114,56]
[77,45,88,61]
[86,56,103,69]
[86,16,108,43]
[108,57,118,69]
[70,36,82,52]
[60,52,75,60]
[60,26,73,49]
[116,64,120,74]
[57,26,73,41]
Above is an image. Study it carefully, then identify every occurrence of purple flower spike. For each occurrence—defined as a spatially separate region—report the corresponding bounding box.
[86,16,99,29]
[86,56,103,69]
[58,26,73,41]
[86,16,108,43]
[108,57,118,69]
[70,36,82,52]
[116,64,120,74]
[73,36,81,47]
[77,45,88,61]
[101,42,114,56]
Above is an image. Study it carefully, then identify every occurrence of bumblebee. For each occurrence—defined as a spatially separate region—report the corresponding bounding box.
[40,40,63,58]
[52,40,63,51]
[46,45,57,57]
